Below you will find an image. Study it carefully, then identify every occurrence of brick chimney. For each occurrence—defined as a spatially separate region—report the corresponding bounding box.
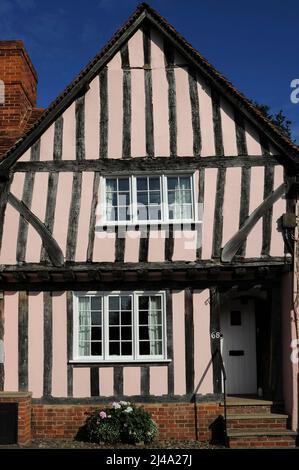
[0,40,43,157]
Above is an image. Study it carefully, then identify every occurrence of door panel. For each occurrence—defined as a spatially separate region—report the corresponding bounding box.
[220,299,257,394]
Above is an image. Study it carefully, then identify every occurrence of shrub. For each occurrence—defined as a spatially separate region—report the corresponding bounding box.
[84,401,158,445]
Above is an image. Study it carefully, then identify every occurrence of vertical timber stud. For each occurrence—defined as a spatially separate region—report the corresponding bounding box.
[212,169,226,258]
[164,39,177,157]
[139,225,149,263]
[0,178,11,255]
[75,95,85,160]
[87,172,100,262]
[99,68,108,159]
[211,89,225,258]
[235,110,250,257]
[66,172,82,261]
[166,290,174,395]
[43,291,53,397]
[121,44,131,159]
[188,67,201,156]
[114,366,123,396]
[185,288,194,395]
[53,115,63,161]
[41,171,59,262]
[143,23,154,157]
[141,366,150,396]
[66,291,73,397]
[90,367,99,396]
[210,287,222,394]
[0,292,4,390]
[16,139,40,263]
[262,165,274,256]
[196,169,205,260]
[115,227,126,263]
[18,291,28,391]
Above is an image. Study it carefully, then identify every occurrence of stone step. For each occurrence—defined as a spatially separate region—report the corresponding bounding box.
[226,413,288,430]
[221,398,274,415]
[228,429,297,449]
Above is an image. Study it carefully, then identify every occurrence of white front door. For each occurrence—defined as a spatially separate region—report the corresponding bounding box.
[220,299,257,395]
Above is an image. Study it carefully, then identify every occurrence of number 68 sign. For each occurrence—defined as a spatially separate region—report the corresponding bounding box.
[210,331,222,339]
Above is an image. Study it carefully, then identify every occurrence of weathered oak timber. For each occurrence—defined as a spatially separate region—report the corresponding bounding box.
[185,288,194,395]
[164,39,177,157]
[43,291,52,397]
[121,44,131,159]
[18,291,28,391]
[221,183,287,262]
[143,24,154,157]
[188,67,201,156]
[99,68,108,159]
[8,193,64,267]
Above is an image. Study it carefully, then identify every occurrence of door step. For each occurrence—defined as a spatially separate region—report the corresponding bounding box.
[228,429,297,448]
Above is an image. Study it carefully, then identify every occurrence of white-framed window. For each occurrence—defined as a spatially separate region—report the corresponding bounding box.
[100,173,197,226]
[72,291,167,362]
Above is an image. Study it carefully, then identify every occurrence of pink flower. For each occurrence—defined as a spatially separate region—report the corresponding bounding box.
[99,411,107,419]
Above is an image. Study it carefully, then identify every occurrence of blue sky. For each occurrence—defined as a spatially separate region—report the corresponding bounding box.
[1,0,299,141]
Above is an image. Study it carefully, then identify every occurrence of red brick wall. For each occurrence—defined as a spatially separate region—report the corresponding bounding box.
[31,402,223,441]
[0,393,32,445]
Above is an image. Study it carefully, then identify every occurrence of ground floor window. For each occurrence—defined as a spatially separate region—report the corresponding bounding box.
[72,291,167,362]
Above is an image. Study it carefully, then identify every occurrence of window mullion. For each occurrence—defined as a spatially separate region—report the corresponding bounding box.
[104,295,108,360]
[162,175,168,223]
[134,293,138,361]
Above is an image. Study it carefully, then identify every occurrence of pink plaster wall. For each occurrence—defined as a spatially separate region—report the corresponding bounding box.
[85,76,100,159]
[131,69,146,157]
[124,231,140,263]
[40,123,54,161]
[197,78,215,156]
[128,29,144,68]
[73,367,90,397]
[148,230,165,262]
[150,366,168,396]
[172,290,186,395]
[0,172,24,265]
[99,367,114,396]
[107,52,122,158]
[222,167,241,246]
[220,98,238,156]
[28,292,43,398]
[245,121,262,155]
[193,289,213,394]
[123,367,141,395]
[52,292,68,397]
[93,231,116,262]
[75,172,94,261]
[62,102,76,160]
[201,168,218,259]
[52,172,73,257]
[175,66,193,157]
[270,165,285,256]
[26,172,48,262]
[3,292,18,391]
[151,28,170,156]
[246,166,264,257]
[172,230,196,261]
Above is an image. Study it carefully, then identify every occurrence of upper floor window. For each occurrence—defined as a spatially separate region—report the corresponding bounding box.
[102,174,196,225]
[72,291,167,362]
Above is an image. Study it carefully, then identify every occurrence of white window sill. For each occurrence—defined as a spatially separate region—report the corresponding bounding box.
[69,359,171,364]
[95,221,202,232]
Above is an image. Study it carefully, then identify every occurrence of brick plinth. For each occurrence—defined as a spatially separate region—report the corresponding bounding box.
[31,402,223,441]
[0,392,32,445]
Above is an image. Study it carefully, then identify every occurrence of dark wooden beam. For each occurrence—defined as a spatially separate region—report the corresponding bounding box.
[143,24,154,157]
[13,155,281,173]
[18,291,28,391]
[210,287,221,394]
[99,68,108,159]
[185,288,194,395]
[121,44,131,159]
[221,183,286,263]
[188,67,201,156]
[8,192,64,267]
[164,39,177,157]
